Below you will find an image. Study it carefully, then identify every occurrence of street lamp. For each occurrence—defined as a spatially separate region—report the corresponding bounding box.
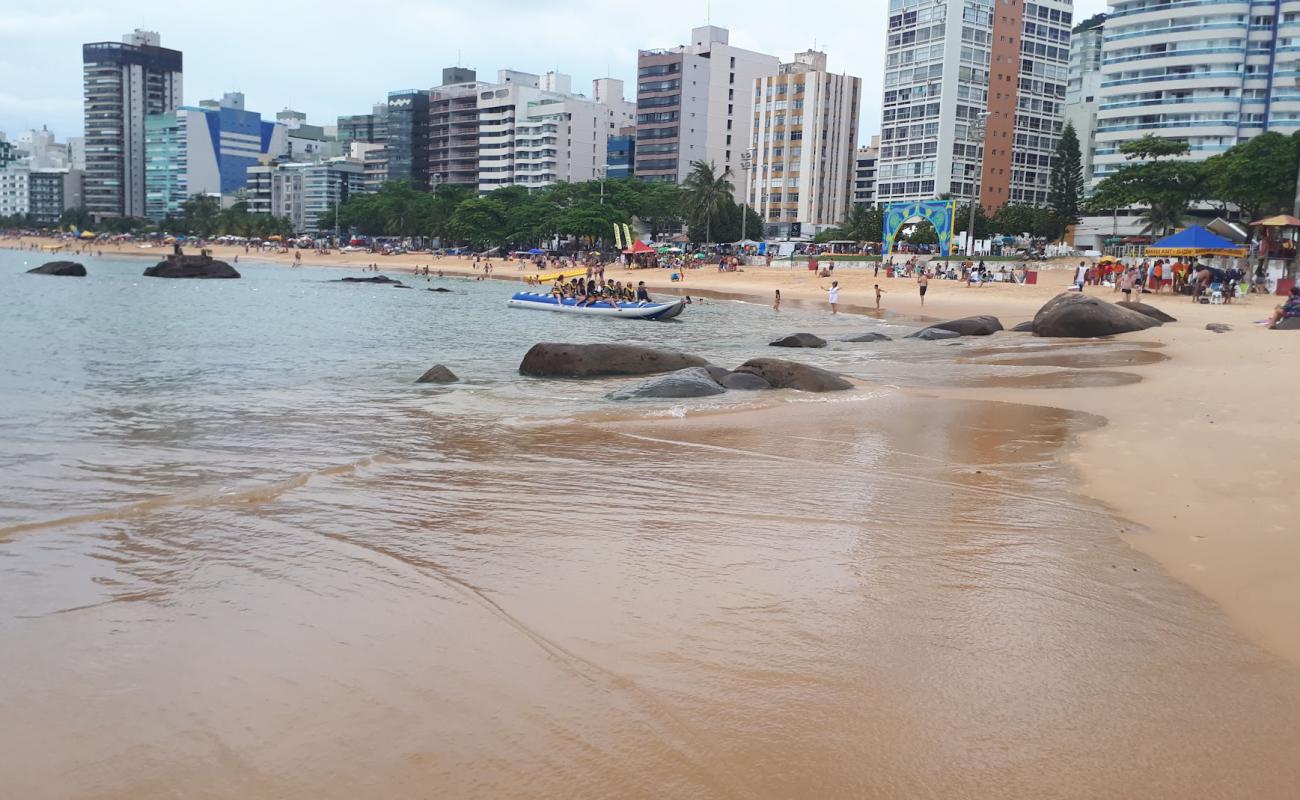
[740,148,755,243]
[596,165,608,205]
[966,111,992,257]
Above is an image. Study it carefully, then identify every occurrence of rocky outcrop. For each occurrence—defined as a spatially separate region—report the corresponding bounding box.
[1205,323,1232,334]
[1030,293,1161,338]
[416,365,459,384]
[1117,301,1178,323]
[143,254,240,279]
[769,333,827,348]
[337,275,405,286]
[519,342,708,378]
[732,358,852,392]
[27,260,86,276]
[607,367,727,400]
[842,332,892,342]
[913,315,1004,337]
[1010,321,1035,333]
[909,327,962,341]
[704,365,732,383]
[720,371,772,390]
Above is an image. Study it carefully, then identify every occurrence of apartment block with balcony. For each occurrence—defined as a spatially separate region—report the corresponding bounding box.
[853,135,880,207]
[429,68,486,188]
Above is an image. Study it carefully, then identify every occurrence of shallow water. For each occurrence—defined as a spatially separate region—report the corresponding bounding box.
[3,250,1300,798]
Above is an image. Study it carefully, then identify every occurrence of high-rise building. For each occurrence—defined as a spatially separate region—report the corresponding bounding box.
[1064,13,1104,184]
[429,68,485,188]
[607,125,636,179]
[877,0,1072,212]
[1091,1,1300,184]
[82,30,183,221]
[635,26,779,199]
[143,95,288,219]
[245,159,366,234]
[746,50,861,232]
[0,165,30,217]
[28,170,83,225]
[386,89,431,188]
[337,103,388,147]
[853,135,880,207]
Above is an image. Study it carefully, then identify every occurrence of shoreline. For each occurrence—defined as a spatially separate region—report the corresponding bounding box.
[7,235,1300,665]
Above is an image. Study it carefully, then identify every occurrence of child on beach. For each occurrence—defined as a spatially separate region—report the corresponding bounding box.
[874,284,884,309]
[773,289,781,312]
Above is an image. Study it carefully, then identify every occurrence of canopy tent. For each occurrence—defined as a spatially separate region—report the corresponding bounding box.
[1250,214,1300,228]
[622,240,655,255]
[1146,226,1247,258]
[527,247,545,254]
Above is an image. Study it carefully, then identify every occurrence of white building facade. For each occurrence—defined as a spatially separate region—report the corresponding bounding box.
[246,159,365,234]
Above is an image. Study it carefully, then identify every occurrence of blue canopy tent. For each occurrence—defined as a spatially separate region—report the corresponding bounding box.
[1147,226,1247,258]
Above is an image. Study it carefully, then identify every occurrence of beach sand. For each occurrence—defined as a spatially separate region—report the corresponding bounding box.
[7,235,1300,666]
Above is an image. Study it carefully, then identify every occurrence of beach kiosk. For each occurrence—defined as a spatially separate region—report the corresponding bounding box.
[1146,226,1248,296]
[1248,215,1300,295]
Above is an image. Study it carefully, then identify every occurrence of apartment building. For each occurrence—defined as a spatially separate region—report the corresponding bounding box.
[853,136,880,207]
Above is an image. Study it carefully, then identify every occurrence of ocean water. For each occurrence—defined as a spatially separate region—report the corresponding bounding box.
[4,249,1300,799]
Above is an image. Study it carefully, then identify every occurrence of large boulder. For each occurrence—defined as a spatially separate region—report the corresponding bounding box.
[1010,321,1035,333]
[842,332,892,343]
[704,365,732,383]
[607,367,727,400]
[720,371,772,390]
[732,358,852,392]
[1031,293,1161,338]
[1275,317,1300,330]
[914,315,1004,337]
[144,255,240,279]
[27,260,86,276]
[909,327,962,341]
[769,332,827,348]
[416,365,459,384]
[519,342,708,378]
[1117,301,1178,323]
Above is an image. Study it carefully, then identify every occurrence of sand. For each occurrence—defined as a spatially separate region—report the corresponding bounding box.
[8,234,1300,665]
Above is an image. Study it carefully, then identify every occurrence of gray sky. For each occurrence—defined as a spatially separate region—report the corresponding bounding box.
[2,0,1109,143]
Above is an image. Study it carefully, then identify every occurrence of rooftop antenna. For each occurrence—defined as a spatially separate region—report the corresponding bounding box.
[706,0,711,24]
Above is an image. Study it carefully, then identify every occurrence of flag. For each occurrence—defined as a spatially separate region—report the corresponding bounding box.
[622,224,634,248]
[613,222,623,249]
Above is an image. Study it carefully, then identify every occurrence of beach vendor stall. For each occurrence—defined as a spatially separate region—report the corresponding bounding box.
[1248,214,1300,295]
[1147,226,1248,303]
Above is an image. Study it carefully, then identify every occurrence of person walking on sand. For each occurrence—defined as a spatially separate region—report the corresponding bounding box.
[822,281,840,314]
[773,289,781,312]
[917,271,929,306]
[875,284,885,309]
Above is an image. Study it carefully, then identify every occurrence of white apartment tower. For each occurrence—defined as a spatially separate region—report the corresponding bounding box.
[82,30,183,221]
[636,26,780,200]
[746,51,861,230]
[877,0,1073,212]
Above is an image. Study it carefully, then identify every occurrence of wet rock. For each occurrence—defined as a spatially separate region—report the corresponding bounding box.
[1274,317,1300,330]
[1205,323,1232,333]
[428,287,452,292]
[769,333,827,348]
[1031,293,1161,338]
[607,367,726,400]
[915,314,1003,337]
[143,255,240,279]
[720,371,772,390]
[27,260,86,276]
[519,342,708,378]
[732,358,852,392]
[1117,301,1178,323]
[842,332,892,342]
[337,275,404,285]
[908,327,962,341]
[416,365,459,384]
[1010,320,1035,332]
[704,365,732,383]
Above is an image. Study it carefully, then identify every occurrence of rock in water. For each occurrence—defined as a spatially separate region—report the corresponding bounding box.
[1117,301,1178,323]
[339,275,403,284]
[1010,321,1035,333]
[428,287,452,292]
[732,358,852,392]
[1274,317,1300,331]
[1205,323,1232,334]
[720,371,772,390]
[27,260,86,276]
[769,333,827,348]
[908,328,962,341]
[842,332,892,342]
[143,254,240,279]
[913,315,1004,337]
[416,365,459,384]
[519,343,708,378]
[704,365,732,383]
[607,367,727,400]
[1031,293,1161,338]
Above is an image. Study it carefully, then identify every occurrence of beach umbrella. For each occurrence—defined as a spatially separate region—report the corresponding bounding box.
[528,247,544,255]
[79,230,95,239]
[1250,214,1300,227]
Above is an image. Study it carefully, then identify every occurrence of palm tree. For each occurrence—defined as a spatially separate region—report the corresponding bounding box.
[682,160,734,244]
[1139,201,1187,237]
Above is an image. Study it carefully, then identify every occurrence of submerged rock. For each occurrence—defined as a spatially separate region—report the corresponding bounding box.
[1117,301,1178,323]
[607,367,726,400]
[1031,293,1161,338]
[769,333,827,348]
[143,254,240,279]
[338,275,404,285]
[842,332,892,342]
[732,358,852,392]
[519,342,708,378]
[27,260,86,276]
[720,371,772,390]
[416,365,459,384]
[914,315,1004,337]
[428,287,452,292]
[908,327,962,341]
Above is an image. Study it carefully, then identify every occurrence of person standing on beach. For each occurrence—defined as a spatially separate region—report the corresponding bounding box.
[822,281,840,314]
[773,289,781,312]
[1074,261,1087,292]
[875,284,884,309]
[917,271,929,306]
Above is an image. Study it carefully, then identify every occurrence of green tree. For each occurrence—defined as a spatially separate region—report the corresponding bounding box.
[1047,122,1084,240]
[1086,136,1204,237]
[682,160,734,243]
[1202,132,1298,222]
[180,194,222,237]
[447,197,507,249]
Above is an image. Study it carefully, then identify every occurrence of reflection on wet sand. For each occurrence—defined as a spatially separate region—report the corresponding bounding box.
[962,369,1144,389]
[3,395,1300,799]
[971,349,1170,369]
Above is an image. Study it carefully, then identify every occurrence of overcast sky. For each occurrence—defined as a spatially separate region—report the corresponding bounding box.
[2,0,1108,144]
